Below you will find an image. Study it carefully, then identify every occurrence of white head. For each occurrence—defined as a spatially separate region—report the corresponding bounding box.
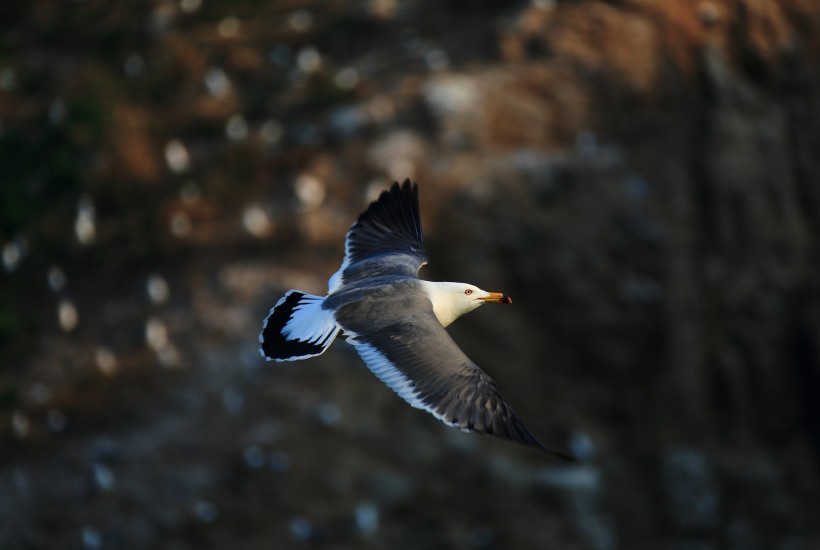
[420,281,512,328]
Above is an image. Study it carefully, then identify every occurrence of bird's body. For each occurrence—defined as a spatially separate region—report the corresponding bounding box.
[260,180,570,457]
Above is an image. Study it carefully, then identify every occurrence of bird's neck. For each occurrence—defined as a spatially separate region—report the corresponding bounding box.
[419,281,472,328]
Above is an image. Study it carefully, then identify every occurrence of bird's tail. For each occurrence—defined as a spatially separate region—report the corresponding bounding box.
[259,290,341,361]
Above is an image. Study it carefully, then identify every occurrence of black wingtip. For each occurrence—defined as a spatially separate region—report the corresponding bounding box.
[399,178,414,195]
[364,179,419,224]
[512,420,577,460]
[381,179,416,207]
[349,179,425,259]
[536,444,578,462]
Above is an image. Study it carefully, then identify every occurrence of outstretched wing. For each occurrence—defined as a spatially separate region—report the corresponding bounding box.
[336,292,571,457]
[329,180,428,293]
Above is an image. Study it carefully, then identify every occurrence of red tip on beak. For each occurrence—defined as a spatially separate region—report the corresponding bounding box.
[481,292,512,304]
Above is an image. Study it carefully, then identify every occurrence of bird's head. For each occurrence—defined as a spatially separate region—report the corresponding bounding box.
[455,283,513,312]
[424,281,512,327]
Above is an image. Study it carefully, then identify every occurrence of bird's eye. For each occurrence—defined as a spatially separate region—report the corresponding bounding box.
[464,289,473,295]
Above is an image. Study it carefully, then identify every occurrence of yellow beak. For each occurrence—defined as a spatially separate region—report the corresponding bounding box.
[480,292,512,304]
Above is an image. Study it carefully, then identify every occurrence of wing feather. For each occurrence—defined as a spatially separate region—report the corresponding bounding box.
[329,180,427,293]
[337,298,571,457]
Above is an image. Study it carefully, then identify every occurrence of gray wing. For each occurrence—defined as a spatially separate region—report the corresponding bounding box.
[328,180,428,293]
[337,296,569,457]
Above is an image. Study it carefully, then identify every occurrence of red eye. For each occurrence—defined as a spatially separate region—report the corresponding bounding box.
[464,289,473,295]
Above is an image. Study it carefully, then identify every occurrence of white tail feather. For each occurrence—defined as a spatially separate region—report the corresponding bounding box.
[259,291,341,361]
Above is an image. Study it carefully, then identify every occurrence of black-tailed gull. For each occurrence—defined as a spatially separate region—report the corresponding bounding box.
[260,180,570,457]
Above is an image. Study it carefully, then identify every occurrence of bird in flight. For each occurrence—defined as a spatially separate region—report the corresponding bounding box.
[260,180,571,458]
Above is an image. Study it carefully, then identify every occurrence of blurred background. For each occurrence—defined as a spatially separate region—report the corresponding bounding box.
[2,0,820,548]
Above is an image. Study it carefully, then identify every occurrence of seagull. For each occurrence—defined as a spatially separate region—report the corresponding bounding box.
[260,180,571,457]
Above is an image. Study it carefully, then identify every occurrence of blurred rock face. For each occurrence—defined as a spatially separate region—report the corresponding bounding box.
[1,1,819,549]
